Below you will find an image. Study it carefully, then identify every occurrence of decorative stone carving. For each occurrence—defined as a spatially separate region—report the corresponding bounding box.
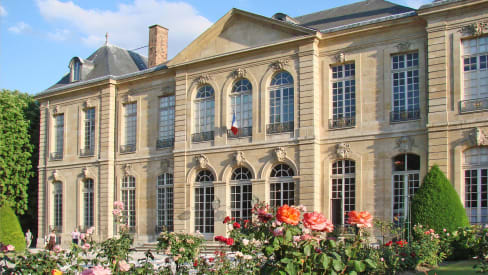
[334,52,345,63]
[52,170,59,181]
[395,42,411,52]
[469,127,488,146]
[52,106,59,115]
[235,151,245,166]
[195,154,209,169]
[123,164,132,176]
[274,147,287,162]
[121,94,134,104]
[336,143,351,159]
[460,22,488,37]
[195,74,211,85]
[232,68,247,79]
[270,59,289,71]
[160,159,173,173]
[82,167,89,178]
[161,85,173,96]
[396,136,414,153]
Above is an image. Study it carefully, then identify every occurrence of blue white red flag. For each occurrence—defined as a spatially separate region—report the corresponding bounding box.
[231,112,238,135]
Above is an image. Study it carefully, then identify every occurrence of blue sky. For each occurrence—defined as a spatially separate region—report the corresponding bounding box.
[0,0,429,95]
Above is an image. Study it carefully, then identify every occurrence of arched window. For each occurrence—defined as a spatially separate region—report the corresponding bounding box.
[464,147,488,224]
[193,85,215,142]
[122,176,136,230]
[331,160,355,225]
[53,181,63,232]
[268,71,294,134]
[392,154,420,224]
[229,79,252,138]
[83,179,94,228]
[230,167,252,220]
[270,164,295,207]
[157,173,174,232]
[195,170,215,234]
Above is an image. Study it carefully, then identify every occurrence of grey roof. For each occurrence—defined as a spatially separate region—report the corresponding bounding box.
[294,0,415,31]
[419,0,464,10]
[45,43,147,92]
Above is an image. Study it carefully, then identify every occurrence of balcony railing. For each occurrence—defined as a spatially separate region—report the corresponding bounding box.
[460,98,488,113]
[80,147,94,157]
[156,138,174,149]
[50,152,63,160]
[192,131,214,143]
[390,109,420,123]
[227,126,252,138]
[120,144,136,153]
[329,117,356,129]
[266,121,294,134]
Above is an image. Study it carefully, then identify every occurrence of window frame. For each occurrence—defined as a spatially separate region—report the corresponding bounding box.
[390,52,420,123]
[121,102,137,153]
[83,178,94,228]
[463,147,488,224]
[269,164,296,207]
[52,114,64,160]
[229,79,253,138]
[193,85,215,142]
[460,37,488,113]
[194,170,215,235]
[157,173,174,232]
[81,108,95,156]
[53,181,63,232]
[267,71,294,134]
[391,154,421,225]
[330,159,356,225]
[330,63,356,129]
[121,176,136,231]
[157,96,175,148]
[230,167,253,220]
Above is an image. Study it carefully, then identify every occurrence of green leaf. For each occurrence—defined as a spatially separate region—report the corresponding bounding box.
[328,239,337,248]
[280,258,291,264]
[349,271,357,275]
[352,260,366,272]
[285,262,296,275]
[332,259,343,272]
[364,258,377,268]
[320,254,330,270]
[304,245,311,256]
[345,248,352,257]
[285,229,292,242]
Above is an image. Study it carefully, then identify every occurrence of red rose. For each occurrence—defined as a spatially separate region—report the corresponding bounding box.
[223,216,231,224]
[396,240,408,247]
[193,260,198,267]
[303,212,334,232]
[276,205,300,225]
[225,238,234,246]
[385,241,393,247]
[233,222,241,229]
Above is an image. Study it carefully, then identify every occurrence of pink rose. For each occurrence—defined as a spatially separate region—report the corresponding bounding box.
[87,227,95,235]
[82,243,91,250]
[6,244,14,251]
[112,209,121,216]
[303,212,334,232]
[81,265,112,275]
[272,227,284,236]
[301,234,313,241]
[113,201,124,210]
[53,245,62,253]
[118,260,131,272]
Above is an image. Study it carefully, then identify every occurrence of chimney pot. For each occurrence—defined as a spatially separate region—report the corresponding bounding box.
[148,24,168,68]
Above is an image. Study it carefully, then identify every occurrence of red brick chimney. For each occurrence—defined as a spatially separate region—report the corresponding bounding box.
[148,24,168,67]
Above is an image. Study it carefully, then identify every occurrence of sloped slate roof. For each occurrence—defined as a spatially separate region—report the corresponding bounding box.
[44,43,147,92]
[294,0,415,31]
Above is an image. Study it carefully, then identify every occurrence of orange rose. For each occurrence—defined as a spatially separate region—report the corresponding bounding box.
[347,211,373,228]
[276,204,300,225]
[51,269,63,275]
[303,212,334,232]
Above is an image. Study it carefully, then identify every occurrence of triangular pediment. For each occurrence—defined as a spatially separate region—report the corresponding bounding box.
[169,9,314,65]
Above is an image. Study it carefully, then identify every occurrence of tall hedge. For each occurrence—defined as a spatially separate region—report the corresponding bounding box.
[0,205,26,252]
[411,165,469,232]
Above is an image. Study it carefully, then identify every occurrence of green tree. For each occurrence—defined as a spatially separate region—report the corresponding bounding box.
[0,89,37,215]
[0,205,26,252]
[411,165,469,232]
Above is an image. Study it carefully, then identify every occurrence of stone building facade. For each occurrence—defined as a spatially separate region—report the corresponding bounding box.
[35,0,488,247]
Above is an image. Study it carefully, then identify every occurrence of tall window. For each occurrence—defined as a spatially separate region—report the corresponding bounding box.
[331,160,355,225]
[330,63,356,129]
[229,79,252,138]
[53,114,64,160]
[461,37,488,112]
[53,181,63,231]
[392,154,420,225]
[122,176,136,230]
[268,71,294,134]
[231,167,252,220]
[193,85,215,142]
[270,164,295,207]
[122,103,137,153]
[391,53,420,122]
[158,96,175,148]
[82,108,95,156]
[73,60,81,82]
[195,170,214,234]
[157,173,174,231]
[464,147,488,224]
[83,179,94,228]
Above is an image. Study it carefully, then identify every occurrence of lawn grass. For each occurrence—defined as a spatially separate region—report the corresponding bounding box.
[420,260,481,274]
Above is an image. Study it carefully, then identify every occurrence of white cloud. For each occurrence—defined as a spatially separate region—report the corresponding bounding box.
[47,29,71,41]
[8,22,31,34]
[403,0,431,9]
[36,0,213,57]
[0,5,7,17]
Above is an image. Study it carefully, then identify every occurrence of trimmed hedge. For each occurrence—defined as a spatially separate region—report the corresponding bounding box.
[411,165,469,233]
[0,205,26,252]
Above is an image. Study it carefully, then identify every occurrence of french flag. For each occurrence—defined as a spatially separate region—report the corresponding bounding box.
[231,112,238,135]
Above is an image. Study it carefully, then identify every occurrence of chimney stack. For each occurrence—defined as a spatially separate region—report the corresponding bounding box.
[148,24,168,68]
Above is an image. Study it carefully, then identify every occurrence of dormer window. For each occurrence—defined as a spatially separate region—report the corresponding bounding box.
[69,57,82,82]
